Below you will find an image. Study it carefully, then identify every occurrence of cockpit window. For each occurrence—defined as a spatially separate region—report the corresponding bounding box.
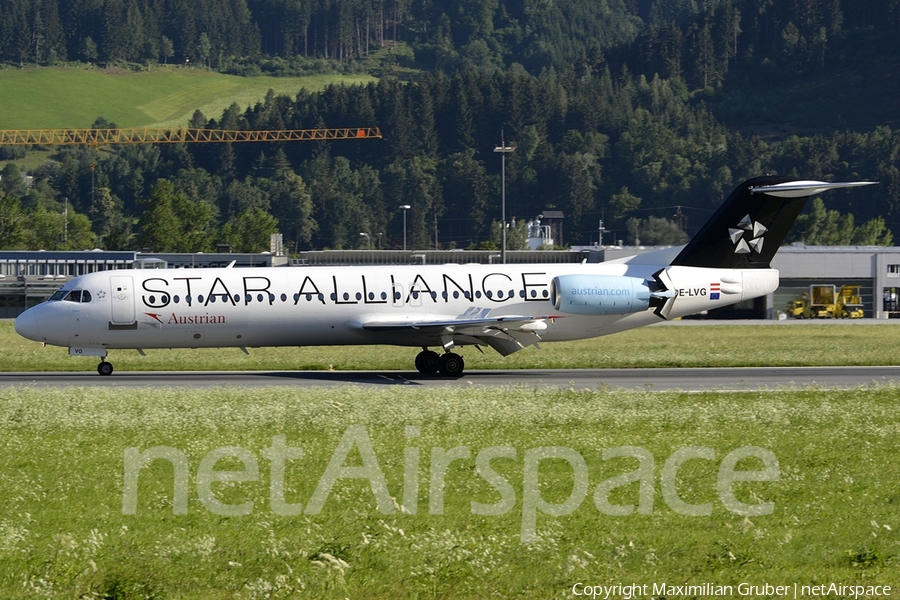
[49,288,92,303]
[57,289,92,303]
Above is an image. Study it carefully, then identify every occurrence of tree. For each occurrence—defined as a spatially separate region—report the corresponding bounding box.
[798,197,854,244]
[137,181,181,251]
[220,207,278,253]
[303,154,374,249]
[266,170,316,251]
[383,156,442,249]
[793,197,893,246]
[852,216,893,246]
[88,186,123,237]
[223,178,268,220]
[627,216,688,245]
[24,204,94,250]
[0,190,25,249]
[554,152,601,242]
[440,150,491,243]
[80,36,98,63]
[471,219,528,250]
[160,36,174,64]
[198,32,211,68]
[608,186,641,221]
[102,0,128,62]
[0,163,27,198]
[138,180,215,252]
[171,168,223,217]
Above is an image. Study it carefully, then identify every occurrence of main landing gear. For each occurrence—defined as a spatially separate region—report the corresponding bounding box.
[415,348,465,377]
[97,360,114,376]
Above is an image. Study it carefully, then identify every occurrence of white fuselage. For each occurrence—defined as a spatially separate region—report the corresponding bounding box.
[14,260,779,353]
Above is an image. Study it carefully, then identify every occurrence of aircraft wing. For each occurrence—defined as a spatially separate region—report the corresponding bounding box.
[357,308,563,356]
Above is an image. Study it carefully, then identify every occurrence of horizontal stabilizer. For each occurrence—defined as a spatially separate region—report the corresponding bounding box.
[750,180,877,198]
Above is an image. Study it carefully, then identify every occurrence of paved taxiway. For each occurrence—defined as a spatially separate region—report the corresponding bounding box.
[1,365,899,391]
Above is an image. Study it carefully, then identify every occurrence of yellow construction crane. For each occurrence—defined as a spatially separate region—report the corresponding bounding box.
[0,127,382,146]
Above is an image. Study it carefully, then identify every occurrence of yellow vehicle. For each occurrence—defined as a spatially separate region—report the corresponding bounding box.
[786,285,864,318]
[786,293,810,318]
[837,285,864,318]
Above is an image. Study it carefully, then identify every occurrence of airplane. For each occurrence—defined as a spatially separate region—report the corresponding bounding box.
[14,175,876,376]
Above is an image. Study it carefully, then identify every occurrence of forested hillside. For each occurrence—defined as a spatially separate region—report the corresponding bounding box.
[4,0,900,80]
[0,0,641,73]
[2,0,900,252]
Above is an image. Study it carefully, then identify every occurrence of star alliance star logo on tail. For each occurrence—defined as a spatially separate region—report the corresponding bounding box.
[728,214,767,254]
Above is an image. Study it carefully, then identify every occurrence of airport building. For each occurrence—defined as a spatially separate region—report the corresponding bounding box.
[2,246,900,319]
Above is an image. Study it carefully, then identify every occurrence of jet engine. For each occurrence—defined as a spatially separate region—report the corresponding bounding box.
[550,274,674,316]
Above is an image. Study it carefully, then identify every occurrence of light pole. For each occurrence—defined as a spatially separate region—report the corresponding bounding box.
[493,137,514,264]
[359,232,370,250]
[399,204,411,251]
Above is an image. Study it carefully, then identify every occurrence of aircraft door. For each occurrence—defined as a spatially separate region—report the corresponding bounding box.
[405,280,425,308]
[110,276,135,324]
[392,282,404,307]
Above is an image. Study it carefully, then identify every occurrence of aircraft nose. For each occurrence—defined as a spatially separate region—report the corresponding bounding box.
[14,310,39,341]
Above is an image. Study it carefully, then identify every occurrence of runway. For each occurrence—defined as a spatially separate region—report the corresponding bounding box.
[1,365,899,391]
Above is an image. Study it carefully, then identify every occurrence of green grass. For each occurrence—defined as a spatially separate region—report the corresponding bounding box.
[4,319,900,372]
[3,321,899,597]
[0,65,376,129]
[0,385,897,598]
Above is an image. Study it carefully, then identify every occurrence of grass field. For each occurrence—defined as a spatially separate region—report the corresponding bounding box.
[4,319,900,373]
[0,65,376,130]
[0,385,897,598]
[2,321,899,598]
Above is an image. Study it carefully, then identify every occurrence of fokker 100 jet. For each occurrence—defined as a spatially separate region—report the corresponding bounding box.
[15,176,875,376]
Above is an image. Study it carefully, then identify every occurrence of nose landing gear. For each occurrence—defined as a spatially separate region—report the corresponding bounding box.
[97,360,114,376]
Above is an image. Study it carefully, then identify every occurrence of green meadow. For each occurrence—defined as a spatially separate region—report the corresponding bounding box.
[0,385,897,598]
[3,319,900,372]
[2,321,900,597]
[0,66,376,130]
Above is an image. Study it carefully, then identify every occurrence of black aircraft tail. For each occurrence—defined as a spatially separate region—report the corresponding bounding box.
[671,176,877,269]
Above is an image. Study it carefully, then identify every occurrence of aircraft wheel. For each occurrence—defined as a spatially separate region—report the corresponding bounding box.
[438,352,465,377]
[415,349,440,374]
[97,361,114,376]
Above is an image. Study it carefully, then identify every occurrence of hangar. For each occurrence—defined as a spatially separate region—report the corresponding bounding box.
[771,245,900,319]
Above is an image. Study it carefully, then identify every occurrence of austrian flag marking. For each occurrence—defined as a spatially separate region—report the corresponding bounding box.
[709,282,721,300]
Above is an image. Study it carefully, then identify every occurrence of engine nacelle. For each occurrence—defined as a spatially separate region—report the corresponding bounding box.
[550,274,653,316]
